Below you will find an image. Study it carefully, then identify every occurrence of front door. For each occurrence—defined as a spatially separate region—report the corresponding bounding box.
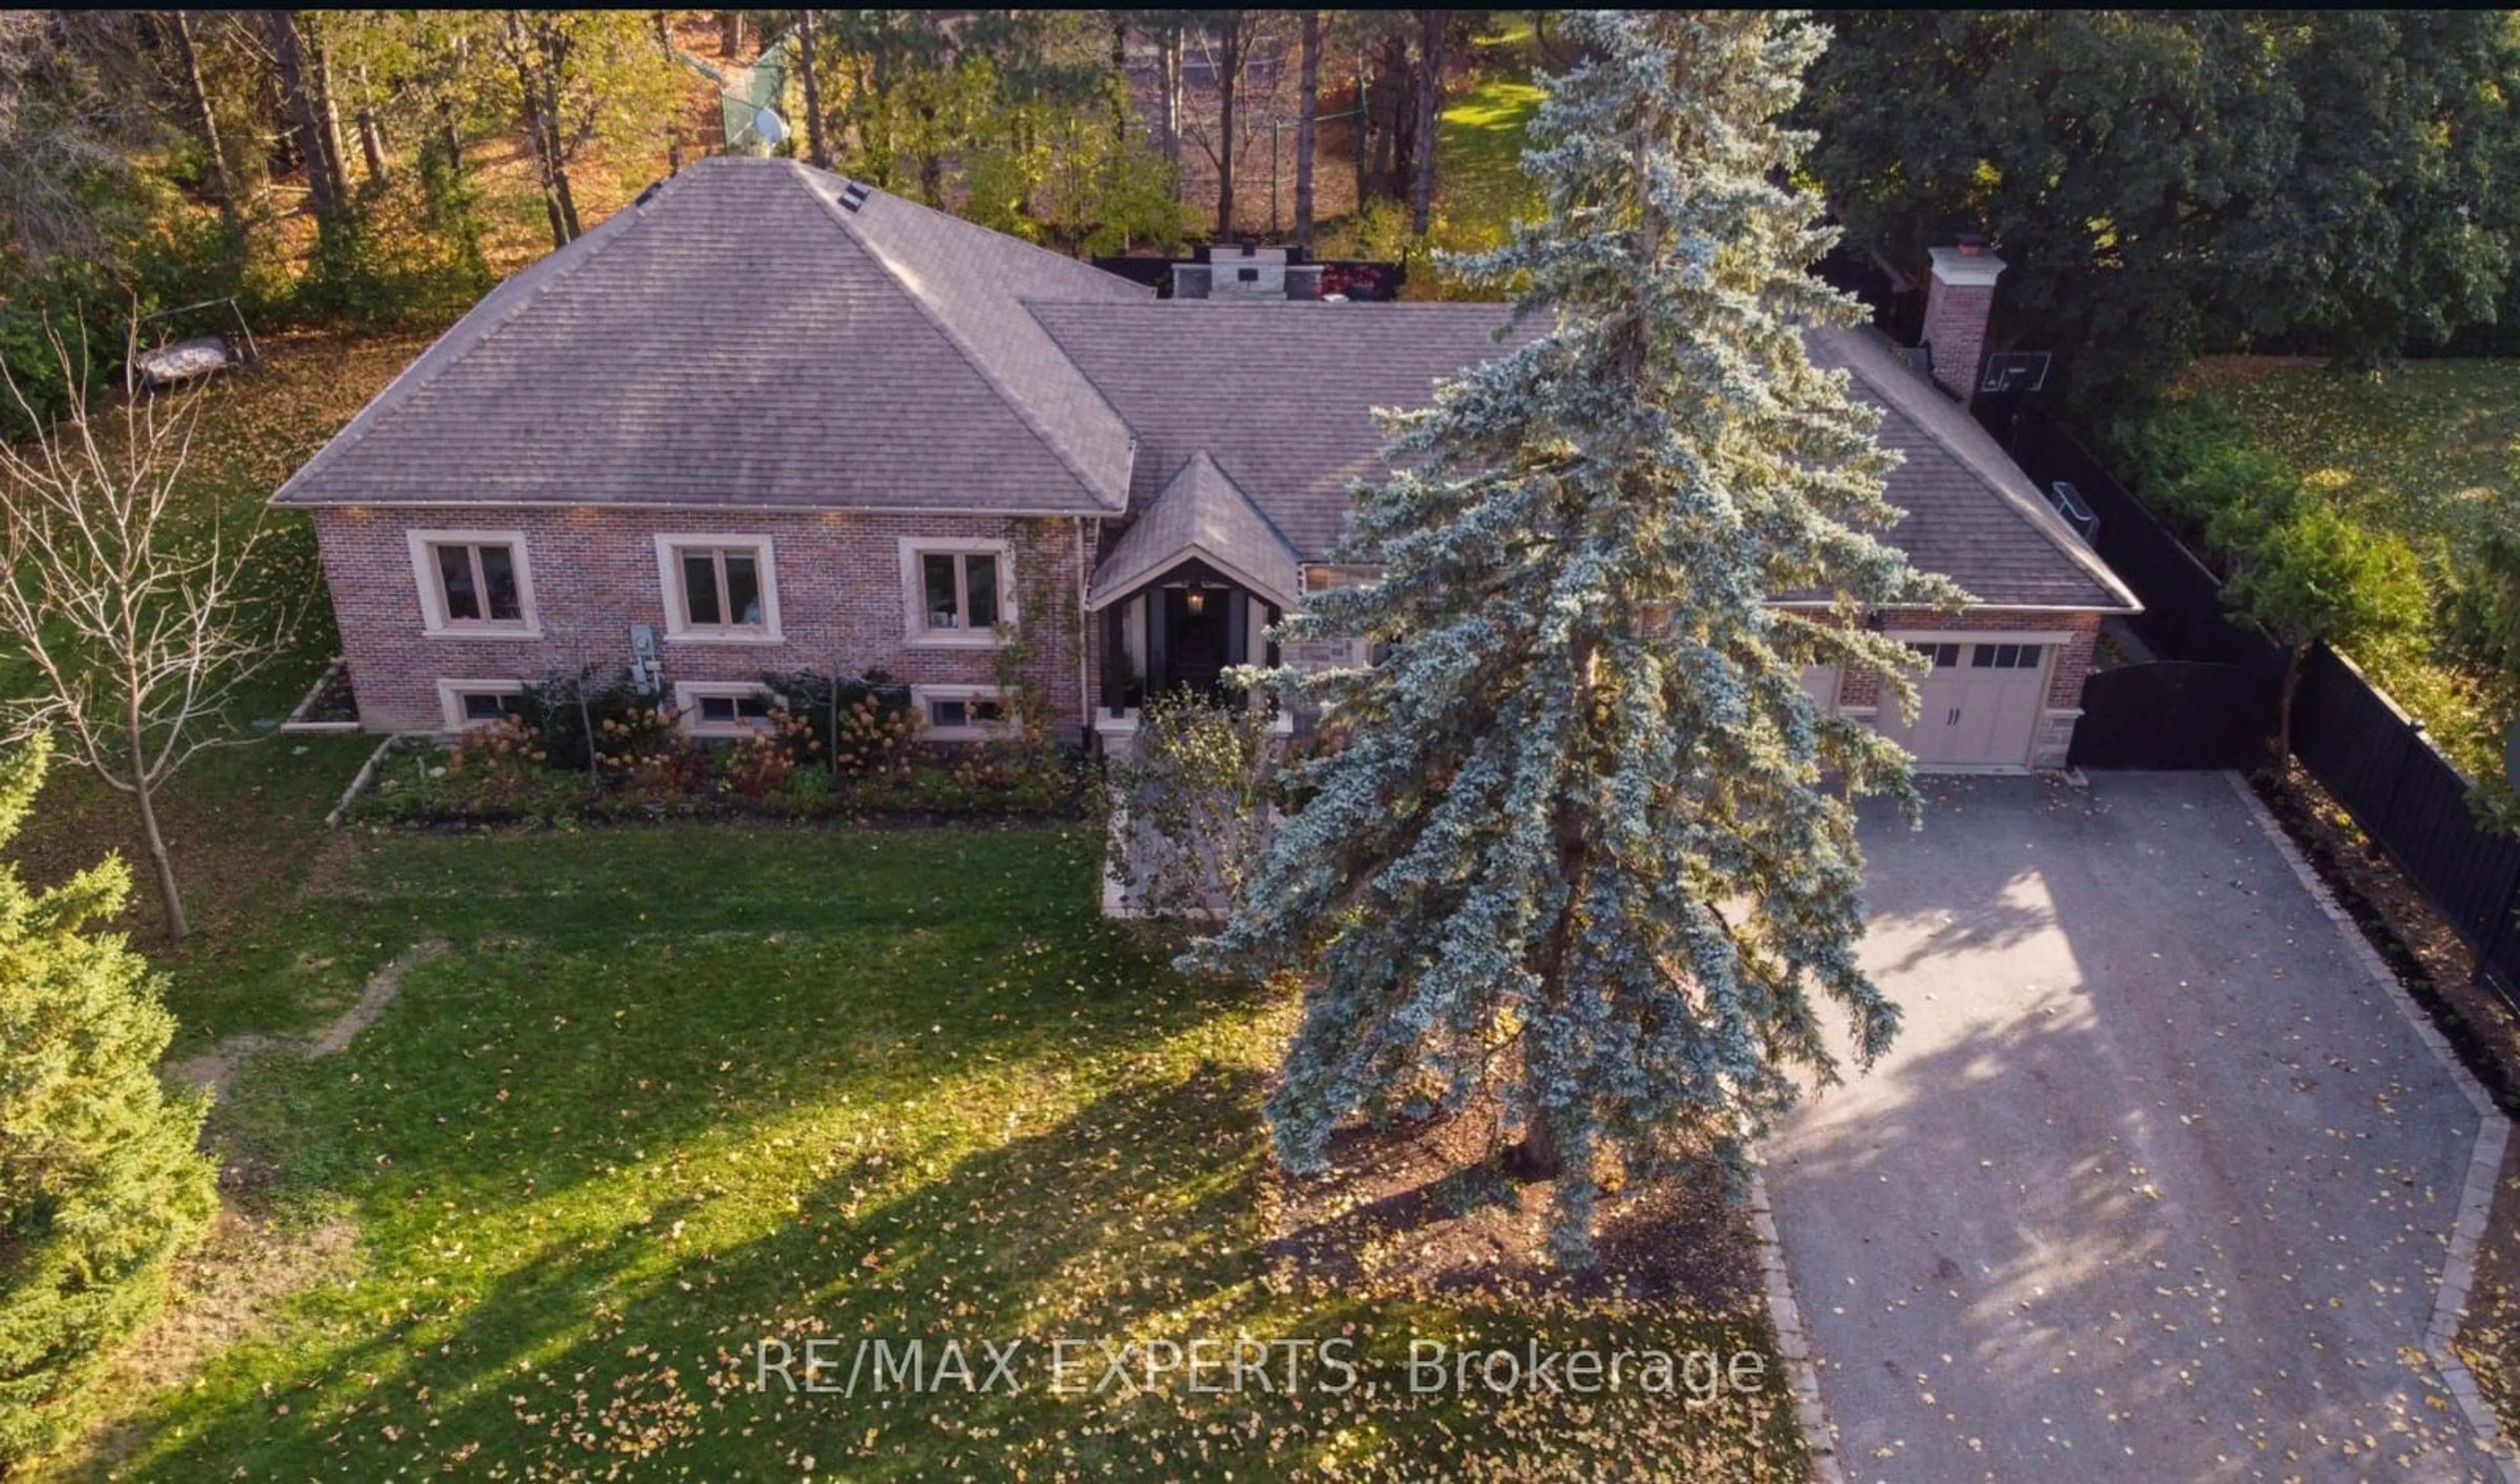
[1163,587,1232,696]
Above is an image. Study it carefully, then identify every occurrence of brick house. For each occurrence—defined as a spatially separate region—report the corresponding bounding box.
[274,156,2137,770]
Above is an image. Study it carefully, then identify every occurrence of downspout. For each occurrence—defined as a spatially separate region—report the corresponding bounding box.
[1077,515,1095,744]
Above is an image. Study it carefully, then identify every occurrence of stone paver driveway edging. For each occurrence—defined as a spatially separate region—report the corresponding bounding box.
[1764,772,2512,1484]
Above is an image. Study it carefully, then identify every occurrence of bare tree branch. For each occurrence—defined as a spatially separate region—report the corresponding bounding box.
[0,318,301,937]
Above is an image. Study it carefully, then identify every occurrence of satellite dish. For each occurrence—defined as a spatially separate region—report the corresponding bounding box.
[754,106,791,146]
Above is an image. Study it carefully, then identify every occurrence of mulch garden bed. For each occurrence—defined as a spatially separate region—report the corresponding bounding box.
[1263,1095,1765,1317]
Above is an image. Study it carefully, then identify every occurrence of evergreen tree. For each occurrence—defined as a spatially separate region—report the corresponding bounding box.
[0,731,217,1462]
[1186,10,1963,1262]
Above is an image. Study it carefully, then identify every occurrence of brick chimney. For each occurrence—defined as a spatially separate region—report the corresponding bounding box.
[1922,238,2006,403]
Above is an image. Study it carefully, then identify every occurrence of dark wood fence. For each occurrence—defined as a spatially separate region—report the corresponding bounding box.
[2070,662,2278,770]
[1984,398,2520,1003]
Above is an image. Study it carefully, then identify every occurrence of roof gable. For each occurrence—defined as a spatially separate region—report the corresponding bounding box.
[272,158,1144,514]
[1087,451,1301,611]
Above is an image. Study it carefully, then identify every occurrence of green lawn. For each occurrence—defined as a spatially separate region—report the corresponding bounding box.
[1435,20,1548,251]
[1314,16,1544,288]
[44,825,1801,1482]
[2185,356,2517,547]
[2178,356,2519,784]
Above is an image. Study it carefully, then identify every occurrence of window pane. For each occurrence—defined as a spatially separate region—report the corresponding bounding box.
[971,698,1004,723]
[1939,644,1962,668]
[724,552,762,627]
[1971,645,1996,668]
[682,551,722,626]
[734,694,771,721]
[923,554,960,627]
[478,544,522,622]
[965,555,999,629]
[461,692,513,721]
[437,545,481,622]
[700,695,737,723]
[2016,645,2042,669]
[930,698,968,728]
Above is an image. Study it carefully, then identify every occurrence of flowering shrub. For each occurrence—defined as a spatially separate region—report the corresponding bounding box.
[441,717,551,809]
[832,694,917,779]
[718,711,818,799]
[351,670,1081,828]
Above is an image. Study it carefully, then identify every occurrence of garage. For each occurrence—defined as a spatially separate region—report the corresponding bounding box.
[1874,635,2056,769]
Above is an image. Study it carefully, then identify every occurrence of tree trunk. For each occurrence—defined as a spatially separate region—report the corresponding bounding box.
[1507,629,1600,1181]
[654,12,682,172]
[796,10,830,167]
[1108,13,1129,150]
[1295,11,1319,250]
[719,9,744,58]
[1353,53,1368,212]
[437,96,464,176]
[506,11,572,249]
[1157,22,1181,169]
[1389,35,1416,201]
[263,11,339,218]
[1369,37,1398,196]
[1213,14,1241,239]
[354,68,388,186]
[306,17,350,202]
[1410,11,1442,237]
[126,709,188,941]
[169,12,235,221]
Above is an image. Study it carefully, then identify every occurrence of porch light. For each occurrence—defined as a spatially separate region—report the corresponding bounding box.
[1185,586,1206,616]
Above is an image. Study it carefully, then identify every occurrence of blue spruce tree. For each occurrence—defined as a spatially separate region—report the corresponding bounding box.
[1188,10,1966,1261]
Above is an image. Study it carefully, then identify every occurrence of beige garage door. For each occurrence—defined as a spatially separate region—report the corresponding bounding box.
[1875,639,2050,768]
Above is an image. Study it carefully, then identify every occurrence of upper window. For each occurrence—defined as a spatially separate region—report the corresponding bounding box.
[656,535,780,642]
[900,538,1013,647]
[923,551,999,631]
[408,530,537,637]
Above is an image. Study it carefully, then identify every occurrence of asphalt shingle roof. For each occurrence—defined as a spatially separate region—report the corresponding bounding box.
[272,157,1144,515]
[1034,302,2135,611]
[272,158,2132,613]
[1087,452,1301,611]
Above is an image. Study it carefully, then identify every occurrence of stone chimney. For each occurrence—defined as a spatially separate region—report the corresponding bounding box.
[1922,237,2006,402]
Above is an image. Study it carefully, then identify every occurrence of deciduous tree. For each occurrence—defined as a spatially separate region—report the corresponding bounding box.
[1188,10,1961,1261]
[0,322,299,940]
[1803,11,2520,404]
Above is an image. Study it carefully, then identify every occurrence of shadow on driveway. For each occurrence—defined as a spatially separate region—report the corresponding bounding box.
[1767,772,2501,1483]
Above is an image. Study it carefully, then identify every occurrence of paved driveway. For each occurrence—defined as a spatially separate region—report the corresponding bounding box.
[1766,772,2505,1483]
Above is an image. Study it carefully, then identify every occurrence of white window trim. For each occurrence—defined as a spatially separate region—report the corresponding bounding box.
[655,534,783,644]
[435,677,528,732]
[408,529,541,639]
[672,680,786,738]
[898,537,1015,648]
[911,683,1017,742]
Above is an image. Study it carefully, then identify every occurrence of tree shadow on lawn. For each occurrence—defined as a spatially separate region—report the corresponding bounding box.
[100,925,1805,1483]
[120,1055,1803,1483]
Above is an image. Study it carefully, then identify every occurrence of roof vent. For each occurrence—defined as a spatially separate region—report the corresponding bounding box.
[634,178,667,208]
[839,180,872,213]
